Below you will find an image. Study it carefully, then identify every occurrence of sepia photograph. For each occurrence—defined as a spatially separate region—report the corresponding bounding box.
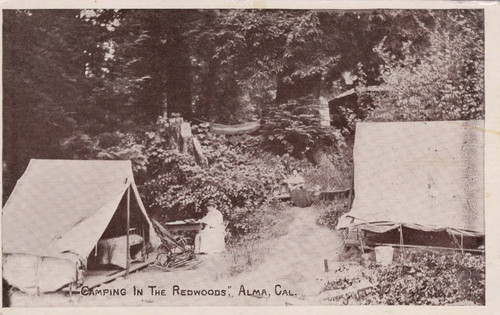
[1,4,490,308]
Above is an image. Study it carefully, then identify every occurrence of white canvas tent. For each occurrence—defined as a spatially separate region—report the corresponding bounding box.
[2,159,159,293]
[337,120,484,241]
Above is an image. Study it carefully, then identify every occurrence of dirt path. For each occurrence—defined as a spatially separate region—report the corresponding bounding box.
[10,205,345,306]
[231,206,344,304]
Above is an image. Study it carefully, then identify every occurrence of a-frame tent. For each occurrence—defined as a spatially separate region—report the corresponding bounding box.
[337,120,484,249]
[2,159,159,293]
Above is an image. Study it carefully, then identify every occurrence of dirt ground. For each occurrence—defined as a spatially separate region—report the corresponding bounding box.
[9,206,366,307]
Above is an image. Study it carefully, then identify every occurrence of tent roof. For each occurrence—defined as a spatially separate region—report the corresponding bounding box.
[3,159,146,257]
[338,120,484,236]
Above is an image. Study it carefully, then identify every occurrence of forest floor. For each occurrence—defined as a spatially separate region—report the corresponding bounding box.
[9,205,374,307]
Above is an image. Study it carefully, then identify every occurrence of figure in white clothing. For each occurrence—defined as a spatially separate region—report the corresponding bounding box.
[285,168,305,191]
[195,201,226,254]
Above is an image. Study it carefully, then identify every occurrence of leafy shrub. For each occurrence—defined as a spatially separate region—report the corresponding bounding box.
[371,11,484,122]
[321,274,361,292]
[301,150,352,191]
[262,97,345,159]
[361,251,485,305]
[316,202,351,230]
[140,148,281,226]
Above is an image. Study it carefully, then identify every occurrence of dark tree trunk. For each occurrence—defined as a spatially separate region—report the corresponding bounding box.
[165,24,193,120]
[136,12,168,122]
[198,50,217,121]
[136,11,193,122]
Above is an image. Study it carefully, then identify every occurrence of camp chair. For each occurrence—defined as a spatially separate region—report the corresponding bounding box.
[151,219,195,269]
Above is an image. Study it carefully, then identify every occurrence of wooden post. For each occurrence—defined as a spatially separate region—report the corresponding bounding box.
[460,234,464,255]
[348,166,354,209]
[324,259,329,272]
[125,186,131,278]
[358,229,365,253]
[399,224,404,263]
[141,224,146,261]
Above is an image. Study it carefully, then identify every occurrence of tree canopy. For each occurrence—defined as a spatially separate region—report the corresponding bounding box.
[2,9,484,201]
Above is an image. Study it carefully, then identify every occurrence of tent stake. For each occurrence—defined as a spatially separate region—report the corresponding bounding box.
[126,186,131,278]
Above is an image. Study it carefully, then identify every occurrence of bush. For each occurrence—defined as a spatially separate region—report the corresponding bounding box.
[362,251,485,305]
[262,97,345,159]
[371,11,484,122]
[316,202,351,230]
[129,120,294,240]
[301,151,352,191]
[140,148,280,226]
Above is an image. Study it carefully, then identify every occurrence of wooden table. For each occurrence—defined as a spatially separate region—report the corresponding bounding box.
[164,220,203,233]
[319,189,351,201]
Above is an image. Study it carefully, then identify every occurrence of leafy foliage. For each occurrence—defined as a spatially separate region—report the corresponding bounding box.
[82,9,195,122]
[3,9,485,231]
[69,117,291,240]
[142,125,287,226]
[370,10,484,121]
[362,251,485,305]
[316,202,351,230]
[188,10,332,123]
[322,276,361,292]
[2,10,105,201]
[262,97,345,158]
[141,147,286,240]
